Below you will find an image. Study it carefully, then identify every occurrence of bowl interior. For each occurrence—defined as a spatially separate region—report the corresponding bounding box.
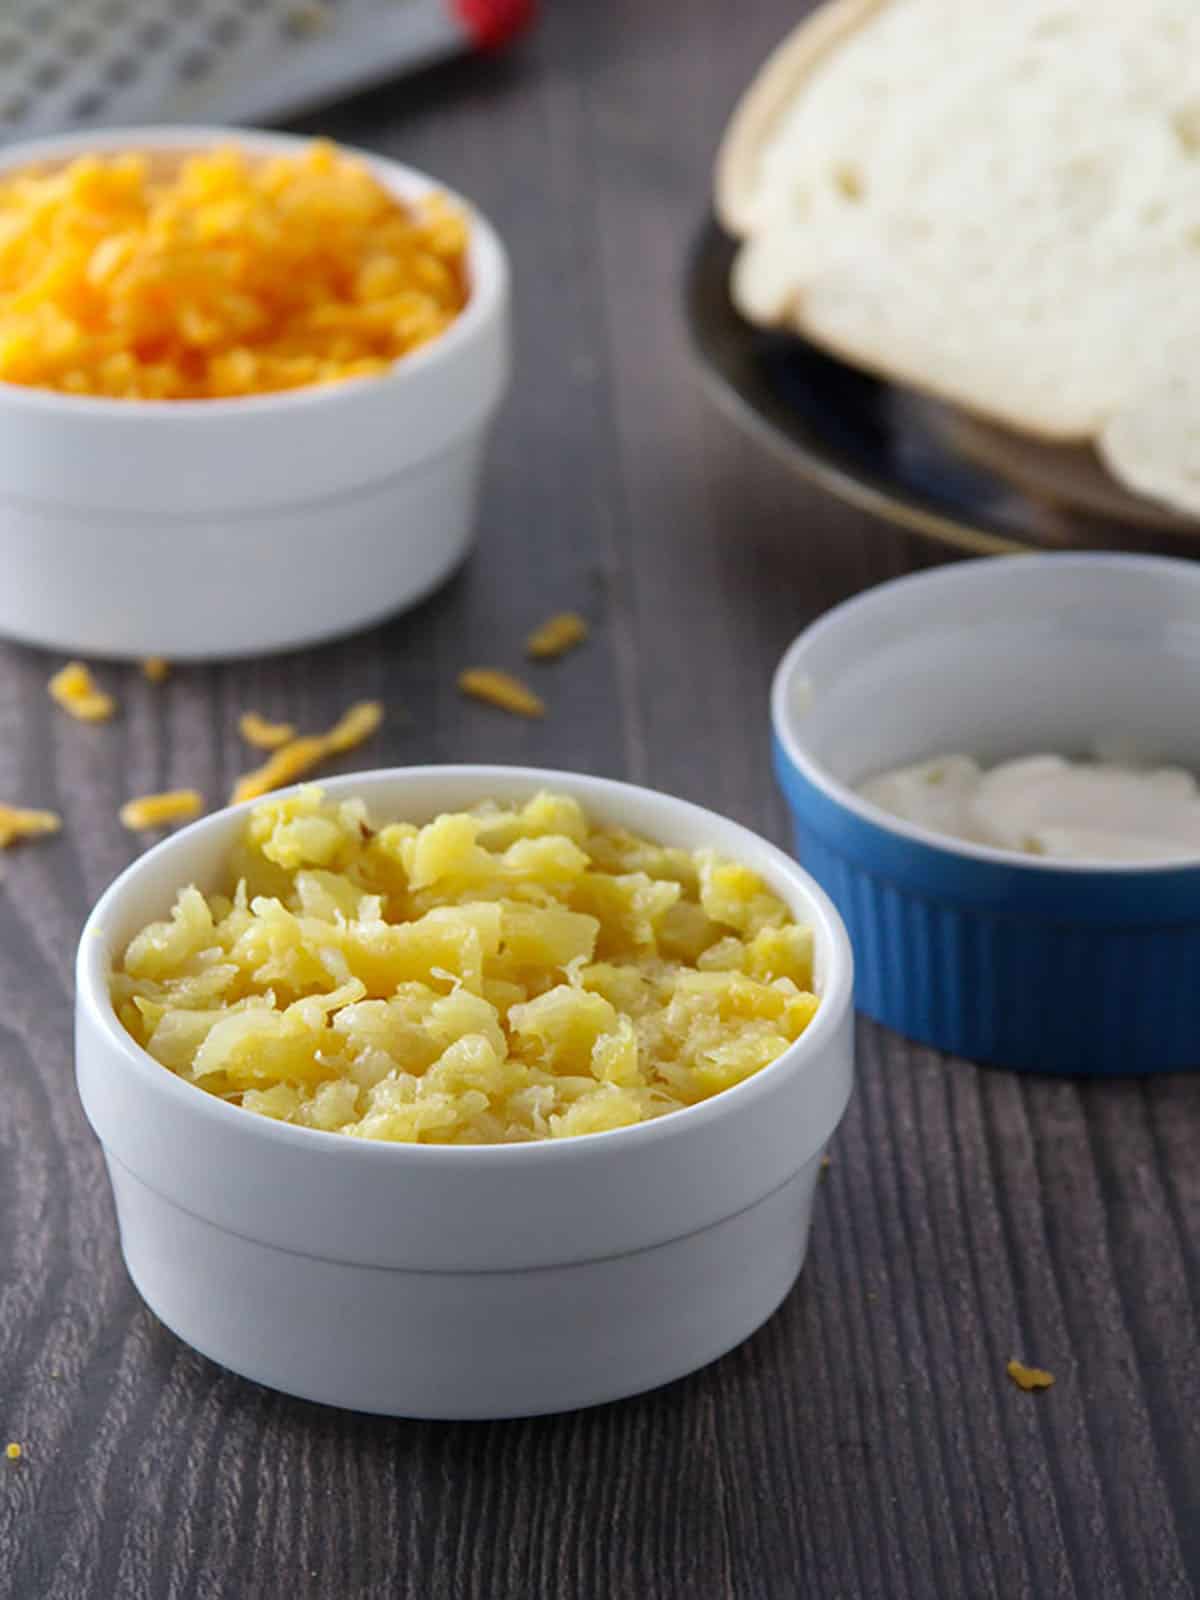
[777,556,1200,789]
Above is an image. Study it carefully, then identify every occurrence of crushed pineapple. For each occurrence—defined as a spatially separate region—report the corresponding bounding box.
[0,141,469,399]
[112,787,819,1145]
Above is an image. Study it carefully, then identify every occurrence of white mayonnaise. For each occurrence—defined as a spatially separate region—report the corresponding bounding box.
[858,754,1200,863]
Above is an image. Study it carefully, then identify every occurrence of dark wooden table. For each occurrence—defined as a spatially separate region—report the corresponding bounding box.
[2,4,1198,1597]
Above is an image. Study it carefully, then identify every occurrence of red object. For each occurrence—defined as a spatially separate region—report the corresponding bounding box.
[450,0,536,51]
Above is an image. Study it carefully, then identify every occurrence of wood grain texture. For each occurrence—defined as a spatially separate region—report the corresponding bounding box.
[1,3,1198,1597]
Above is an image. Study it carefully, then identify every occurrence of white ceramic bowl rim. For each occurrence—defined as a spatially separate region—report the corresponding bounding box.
[78,765,854,1167]
[772,552,1200,877]
[0,125,506,420]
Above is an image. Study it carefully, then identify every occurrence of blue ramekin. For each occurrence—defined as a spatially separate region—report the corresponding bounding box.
[770,554,1200,1075]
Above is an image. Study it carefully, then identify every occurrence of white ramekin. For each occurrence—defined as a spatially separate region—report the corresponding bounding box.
[75,766,854,1418]
[772,553,1200,1074]
[0,127,510,660]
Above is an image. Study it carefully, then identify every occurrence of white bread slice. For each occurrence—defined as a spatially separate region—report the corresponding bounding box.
[720,0,1200,445]
[715,0,885,238]
[1099,370,1200,517]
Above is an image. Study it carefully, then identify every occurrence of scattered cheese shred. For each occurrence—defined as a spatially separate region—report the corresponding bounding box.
[49,661,115,723]
[141,657,170,683]
[0,804,61,849]
[324,699,384,753]
[120,790,204,831]
[459,668,545,719]
[526,611,589,660]
[1006,1358,1055,1392]
[285,1,332,34]
[5,1443,20,1461]
[239,711,296,751]
[232,737,330,806]
[230,700,383,805]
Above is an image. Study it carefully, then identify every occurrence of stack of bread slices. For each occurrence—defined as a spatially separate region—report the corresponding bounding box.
[716,0,1200,518]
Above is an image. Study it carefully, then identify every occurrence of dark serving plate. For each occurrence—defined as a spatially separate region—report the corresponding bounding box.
[685,214,1200,559]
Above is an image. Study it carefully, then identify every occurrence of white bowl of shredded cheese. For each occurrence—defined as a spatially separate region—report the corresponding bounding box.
[0,126,510,660]
[75,766,854,1418]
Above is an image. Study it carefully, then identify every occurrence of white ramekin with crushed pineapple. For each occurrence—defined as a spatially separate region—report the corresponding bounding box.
[75,766,854,1418]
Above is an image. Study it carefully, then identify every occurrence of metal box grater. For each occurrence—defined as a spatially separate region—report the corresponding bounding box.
[0,0,533,140]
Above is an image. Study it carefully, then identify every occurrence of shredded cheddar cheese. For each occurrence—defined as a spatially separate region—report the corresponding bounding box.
[0,804,60,849]
[49,662,115,722]
[239,711,296,750]
[120,790,204,831]
[231,700,383,805]
[285,2,332,34]
[232,737,329,806]
[0,142,469,399]
[459,669,545,719]
[526,612,589,660]
[141,657,170,683]
[324,700,383,753]
[1007,1359,1055,1392]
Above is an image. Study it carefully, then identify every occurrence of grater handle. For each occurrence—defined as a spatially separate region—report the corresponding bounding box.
[450,0,538,51]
